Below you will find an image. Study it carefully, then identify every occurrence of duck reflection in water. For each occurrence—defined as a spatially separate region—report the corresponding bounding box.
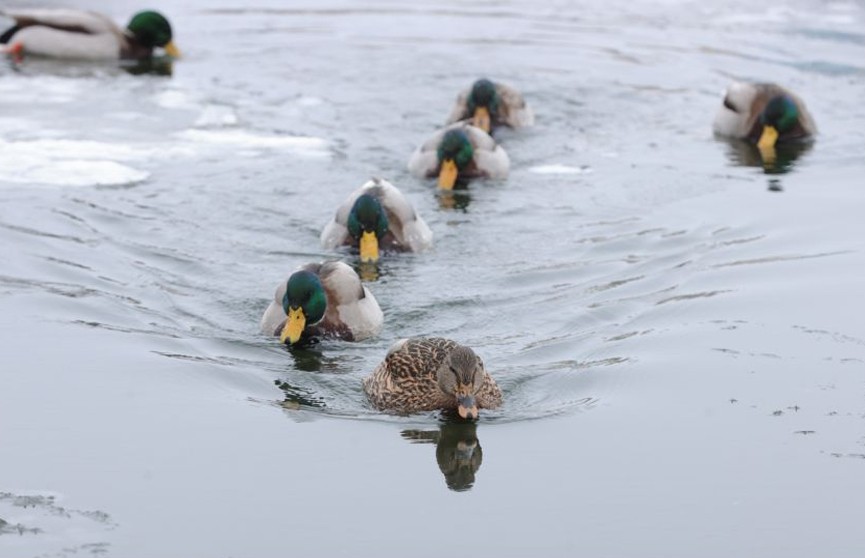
[121,56,174,76]
[355,260,380,282]
[275,377,326,411]
[720,138,813,178]
[437,188,472,211]
[401,422,483,492]
[274,345,329,409]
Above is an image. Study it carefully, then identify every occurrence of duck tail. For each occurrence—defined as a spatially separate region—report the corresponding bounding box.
[0,25,20,44]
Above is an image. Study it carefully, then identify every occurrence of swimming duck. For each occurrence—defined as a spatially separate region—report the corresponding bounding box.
[260,261,383,346]
[363,337,503,419]
[713,82,816,160]
[0,9,179,60]
[320,177,433,263]
[408,123,510,190]
[446,78,535,134]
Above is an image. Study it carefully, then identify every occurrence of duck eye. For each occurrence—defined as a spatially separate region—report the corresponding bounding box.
[723,96,738,113]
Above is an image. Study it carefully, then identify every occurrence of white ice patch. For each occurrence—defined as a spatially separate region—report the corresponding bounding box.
[153,89,200,110]
[0,76,84,104]
[0,138,155,187]
[528,164,592,175]
[15,160,148,186]
[194,104,239,128]
[296,96,324,107]
[175,129,331,158]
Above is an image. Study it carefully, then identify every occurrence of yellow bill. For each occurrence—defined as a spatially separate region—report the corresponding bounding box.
[757,125,779,150]
[163,41,181,58]
[280,307,306,345]
[757,125,779,165]
[359,231,379,263]
[472,106,491,133]
[438,159,458,190]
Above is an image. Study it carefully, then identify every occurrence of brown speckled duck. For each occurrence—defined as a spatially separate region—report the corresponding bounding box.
[363,337,503,419]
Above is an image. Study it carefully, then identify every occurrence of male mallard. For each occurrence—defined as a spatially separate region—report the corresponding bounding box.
[408,123,510,190]
[0,9,179,60]
[320,177,433,263]
[260,261,383,346]
[446,78,535,134]
[363,337,503,419]
[713,82,816,160]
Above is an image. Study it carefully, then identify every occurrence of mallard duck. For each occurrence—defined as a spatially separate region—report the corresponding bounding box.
[408,123,510,190]
[363,337,503,419]
[320,177,433,263]
[446,78,535,134]
[713,82,816,160]
[0,9,179,60]
[260,261,383,346]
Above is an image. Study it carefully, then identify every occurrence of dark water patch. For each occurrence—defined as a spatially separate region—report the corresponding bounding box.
[712,250,853,268]
[656,290,732,305]
[789,27,865,45]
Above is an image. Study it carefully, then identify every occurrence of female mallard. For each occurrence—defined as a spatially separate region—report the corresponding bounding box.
[320,177,433,263]
[0,9,179,60]
[408,123,510,190]
[260,261,383,346]
[363,337,503,419]
[446,78,535,134]
[713,82,816,157]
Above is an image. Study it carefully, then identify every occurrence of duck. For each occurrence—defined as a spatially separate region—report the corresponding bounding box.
[260,261,383,346]
[446,78,535,134]
[320,177,433,263]
[408,123,510,190]
[0,9,179,60]
[363,337,503,419]
[712,82,816,159]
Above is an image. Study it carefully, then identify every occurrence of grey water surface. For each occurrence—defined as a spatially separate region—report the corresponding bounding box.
[1,0,864,556]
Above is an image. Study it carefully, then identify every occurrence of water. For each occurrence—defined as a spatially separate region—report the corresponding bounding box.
[1,0,864,556]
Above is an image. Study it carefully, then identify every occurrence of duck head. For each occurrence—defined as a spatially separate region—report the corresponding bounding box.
[755,95,799,155]
[280,270,327,345]
[347,194,389,263]
[466,78,499,133]
[436,129,474,190]
[126,11,180,57]
[436,345,485,420]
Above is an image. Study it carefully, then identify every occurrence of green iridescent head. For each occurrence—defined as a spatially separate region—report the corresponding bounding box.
[282,271,327,326]
[437,129,474,170]
[126,11,173,49]
[347,194,389,241]
[759,95,799,134]
[467,78,499,114]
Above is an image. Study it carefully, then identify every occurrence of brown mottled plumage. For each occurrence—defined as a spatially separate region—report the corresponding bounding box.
[363,337,502,418]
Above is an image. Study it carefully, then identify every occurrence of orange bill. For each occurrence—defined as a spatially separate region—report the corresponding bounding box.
[457,394,478,420]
